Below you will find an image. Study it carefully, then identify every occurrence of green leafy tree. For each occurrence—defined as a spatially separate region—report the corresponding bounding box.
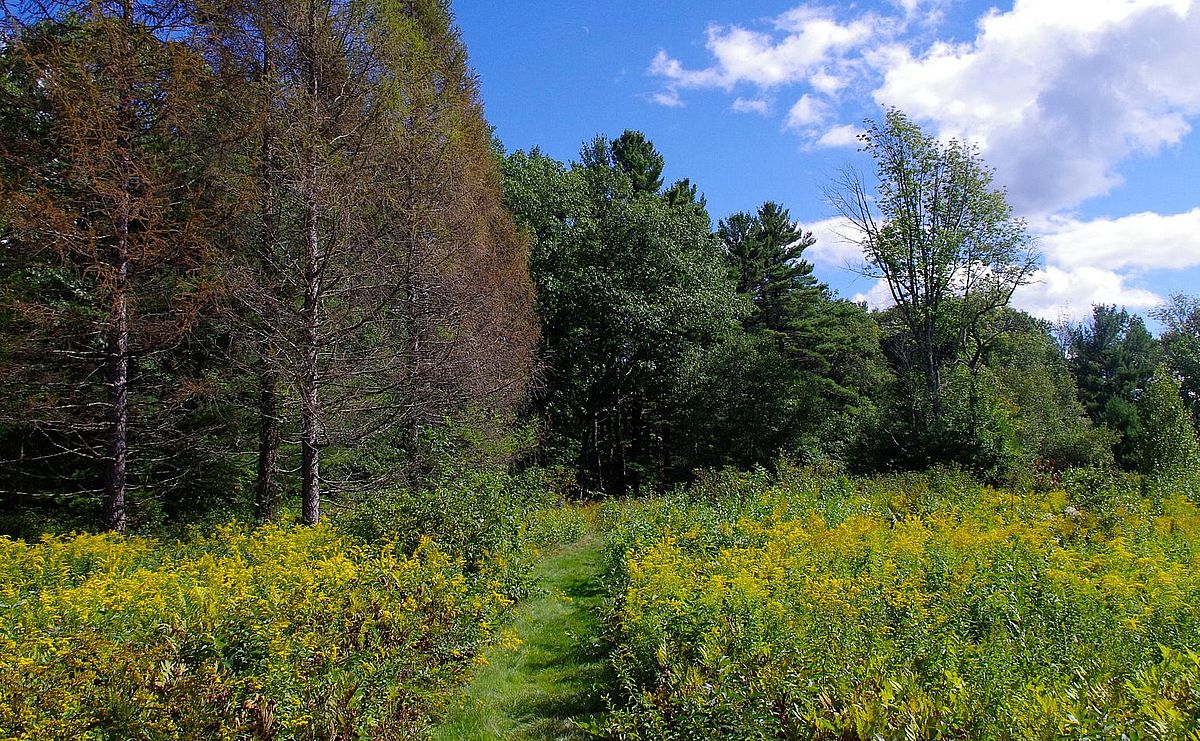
[988,311,1115,470]
[1154,294,1200,430]
[1063,304,1161,466]
[829,109,1038,473]
[503,137,738,493]
[830,109,1038,416]
[1134,365,1200,476]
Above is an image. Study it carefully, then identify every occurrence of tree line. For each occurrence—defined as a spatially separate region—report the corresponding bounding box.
[1,0,536,533]
[504,110,1200,494]
[2,3,1197,536]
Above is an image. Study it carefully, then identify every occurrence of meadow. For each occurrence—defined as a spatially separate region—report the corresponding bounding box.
[0,471,584,740]
[4,467,1200,739]
[598,466,1200,740]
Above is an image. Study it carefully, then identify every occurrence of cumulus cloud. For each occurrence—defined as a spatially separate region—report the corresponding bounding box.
[648,8,881,103]
[1038,208,1200,272]
[650,1,1200,316]
[845,263,1164,319]
[815,124,862,148]
[651,1,1200,214]
[785,94,829,129]
[874,0,1200,215]
[1012,266,1163,321]
[804,216,864,268]
[853,278,897,310]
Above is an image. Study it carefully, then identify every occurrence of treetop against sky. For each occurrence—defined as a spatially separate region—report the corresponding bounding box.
[456,0,1200,322]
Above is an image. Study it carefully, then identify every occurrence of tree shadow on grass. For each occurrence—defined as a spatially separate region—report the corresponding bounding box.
[505,543,615,739]
[434,535,616,740]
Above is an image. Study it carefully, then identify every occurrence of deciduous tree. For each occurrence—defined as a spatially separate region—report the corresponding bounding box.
[1,1,221,532]
[829,109,1038,418]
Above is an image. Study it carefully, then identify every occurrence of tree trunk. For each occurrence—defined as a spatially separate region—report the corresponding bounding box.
[104,217,130,534]
[300,3,321,525]
[255,362,281,521]
[300,167,321,525]
[924,319,942,419]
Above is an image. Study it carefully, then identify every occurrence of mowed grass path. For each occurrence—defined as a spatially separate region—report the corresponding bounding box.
[433,526,612,739]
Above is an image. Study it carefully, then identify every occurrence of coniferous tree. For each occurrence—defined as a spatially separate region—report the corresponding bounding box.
[503,136,737,494]
[196,0,536,522]
[1,0,221,532]
[708,201,887,468]
[610,129,665,194]
[718,201,821,343]
[1063,304,1161,467]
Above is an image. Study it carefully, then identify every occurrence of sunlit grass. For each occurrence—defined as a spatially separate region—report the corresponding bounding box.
[435,508,611,740]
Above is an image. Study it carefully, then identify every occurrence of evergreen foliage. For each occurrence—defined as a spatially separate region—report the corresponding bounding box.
[1063,304,1162,466]
[503,138,738,494]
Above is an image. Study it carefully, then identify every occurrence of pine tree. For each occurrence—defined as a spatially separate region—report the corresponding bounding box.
[611,129,665,194]
[1063,304,1162,466]
[718,202,823,356]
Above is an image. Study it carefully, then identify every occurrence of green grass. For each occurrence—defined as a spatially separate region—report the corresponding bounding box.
[433,519,612,740]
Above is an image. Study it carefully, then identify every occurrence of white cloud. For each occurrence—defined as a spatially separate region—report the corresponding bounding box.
[649,89,685,108]
[648,9,881,98]
[849,266,1163,319]
[874,0,1200,215]
[808,68,846,95]
[732,97,770,115]
[1038,208,1200,272]
[1012,266,1163,321]
[853,278,896,310]
[805,216,864,267]
[650,1,1200,318]
[652,1,1200,215]
[815,123,861,148]
[785,94,828,128]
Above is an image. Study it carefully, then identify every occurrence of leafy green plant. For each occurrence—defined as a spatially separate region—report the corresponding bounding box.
[0,523,507,739]
[599,469,1200,739]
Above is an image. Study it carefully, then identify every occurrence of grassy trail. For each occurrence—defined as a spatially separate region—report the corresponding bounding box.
[433,527,611,740]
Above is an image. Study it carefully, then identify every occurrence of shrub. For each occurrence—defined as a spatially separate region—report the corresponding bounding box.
[600,470,1200,739]
[0,523,505,739]
[334,468,575,600]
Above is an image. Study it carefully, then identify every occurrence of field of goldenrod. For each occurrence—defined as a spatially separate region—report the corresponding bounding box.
[0,523,507,739]
[600,466,1200,739]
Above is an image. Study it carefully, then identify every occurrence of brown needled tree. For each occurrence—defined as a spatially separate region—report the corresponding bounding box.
[1,0,220,532]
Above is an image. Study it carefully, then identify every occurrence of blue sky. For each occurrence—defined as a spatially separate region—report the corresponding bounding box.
[455,0,1200,321]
